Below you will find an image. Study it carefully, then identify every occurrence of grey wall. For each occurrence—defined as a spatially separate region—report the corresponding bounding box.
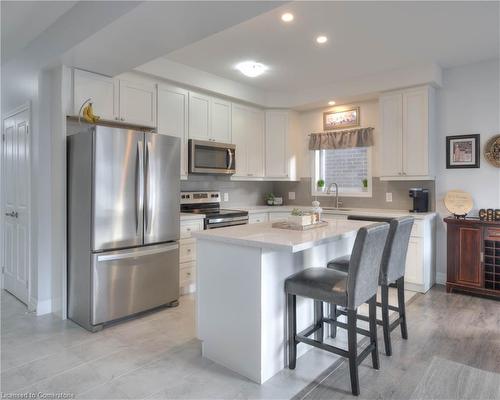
[181,175,273,207]
[273,178,435,211]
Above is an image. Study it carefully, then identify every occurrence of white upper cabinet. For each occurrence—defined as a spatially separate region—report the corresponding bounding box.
[231,104,264,178]
[231,103,248,176]
[73,69,156,128]
[188,91,211,141]
[157,84,189,179]
[210,98,231,143]
[403,88,429,176]
[246,107,265,177]
[188,92,232,143]
[265,111,288,178]
[379,93,403,177]
[119,79,156,127]
[379,86,435,180]
[264,110,299,180]
[74,69,116,121]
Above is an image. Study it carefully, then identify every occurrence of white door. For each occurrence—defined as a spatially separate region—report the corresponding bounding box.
[403,88,429,176]
[188,91,211,141]
[73,69,116,121]
[265,111,288,178]
[210,98,231,143]
[379,93,403,177]
[157,84,189,178]
[118,79,156,127]
[2,108,30,304]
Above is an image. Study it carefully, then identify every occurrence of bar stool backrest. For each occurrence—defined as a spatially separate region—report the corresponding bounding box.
[346,222,389,309]
[380,216,414,285]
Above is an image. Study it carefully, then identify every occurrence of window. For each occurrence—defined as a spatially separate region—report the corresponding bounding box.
[312,147,372,197]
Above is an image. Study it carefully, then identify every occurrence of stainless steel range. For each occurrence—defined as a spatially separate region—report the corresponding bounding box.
[180,191,248,229]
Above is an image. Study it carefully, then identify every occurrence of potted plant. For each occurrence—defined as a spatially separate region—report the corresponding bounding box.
[265,193,275,206]
[317,179,325,192]
[362,178,368,192]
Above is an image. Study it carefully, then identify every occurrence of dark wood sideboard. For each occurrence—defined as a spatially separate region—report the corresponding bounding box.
[444,217,500,299]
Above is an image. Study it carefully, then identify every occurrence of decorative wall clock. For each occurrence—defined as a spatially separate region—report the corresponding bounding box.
[484,134,500,168]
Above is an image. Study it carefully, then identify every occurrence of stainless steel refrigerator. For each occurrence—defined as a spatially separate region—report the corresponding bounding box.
[67,125,180,331]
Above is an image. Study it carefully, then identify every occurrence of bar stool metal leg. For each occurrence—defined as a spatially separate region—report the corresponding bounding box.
[288,294,297,369]
[397,277,408,340]
[347,308,360,396]
[381,284,392,356]
[314,300,324,342]
[368,295,380,370]
[330,303,337,338]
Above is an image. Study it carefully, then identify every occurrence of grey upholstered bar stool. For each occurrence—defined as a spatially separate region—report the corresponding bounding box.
[285,223,389,396]
[328,216,414,356]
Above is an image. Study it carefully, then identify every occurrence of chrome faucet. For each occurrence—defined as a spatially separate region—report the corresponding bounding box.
[327,182,340,209]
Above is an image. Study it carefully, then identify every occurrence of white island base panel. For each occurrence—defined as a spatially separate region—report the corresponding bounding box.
[196,234,357,384]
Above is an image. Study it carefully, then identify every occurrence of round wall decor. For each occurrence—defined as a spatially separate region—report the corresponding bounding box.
[484,134,500,167]
[444,190,473,217]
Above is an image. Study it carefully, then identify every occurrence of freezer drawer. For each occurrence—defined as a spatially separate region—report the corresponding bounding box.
[91,243,179,325]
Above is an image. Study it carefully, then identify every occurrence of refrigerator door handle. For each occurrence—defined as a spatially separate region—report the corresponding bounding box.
[144,140,150,233]
[96,243,179,262]
[135,140,144,236]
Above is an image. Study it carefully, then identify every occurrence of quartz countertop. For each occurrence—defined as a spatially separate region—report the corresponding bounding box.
[226,205,436,220]
[180,212,205,221]
[192,219,373,253]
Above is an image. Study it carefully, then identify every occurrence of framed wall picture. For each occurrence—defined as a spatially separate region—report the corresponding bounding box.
[446,134,480,169]
[323,107,360,130]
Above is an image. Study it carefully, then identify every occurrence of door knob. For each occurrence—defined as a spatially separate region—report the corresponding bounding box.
[4,211,17,218]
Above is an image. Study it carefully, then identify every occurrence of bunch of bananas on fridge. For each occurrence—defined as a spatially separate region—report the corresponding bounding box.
[82,102,101,123]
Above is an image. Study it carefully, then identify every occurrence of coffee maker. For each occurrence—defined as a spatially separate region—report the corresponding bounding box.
[409,188,429,213]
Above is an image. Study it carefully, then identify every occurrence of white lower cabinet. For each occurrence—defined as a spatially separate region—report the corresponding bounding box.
[179,219,204,295]
[268,212,292,222]
[249,213,269,224]
[322,213,348,220]
[404,219,434,293]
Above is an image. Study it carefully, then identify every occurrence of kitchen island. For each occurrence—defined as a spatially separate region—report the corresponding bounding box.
[193,219,372,384]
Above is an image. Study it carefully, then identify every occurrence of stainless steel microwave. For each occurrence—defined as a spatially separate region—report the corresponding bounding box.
[188,139,236,175]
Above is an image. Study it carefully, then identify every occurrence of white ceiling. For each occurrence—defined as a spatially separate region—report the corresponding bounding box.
[1,1,77,64]
[165,1,499,94]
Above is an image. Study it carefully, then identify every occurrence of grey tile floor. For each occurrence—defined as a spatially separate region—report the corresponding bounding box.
[2,288,415,399]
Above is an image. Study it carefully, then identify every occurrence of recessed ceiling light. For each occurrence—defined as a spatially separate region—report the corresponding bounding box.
[281,13,294,22]
[316,35,328,44]
[235,61,268,78]
[328,101,336,106]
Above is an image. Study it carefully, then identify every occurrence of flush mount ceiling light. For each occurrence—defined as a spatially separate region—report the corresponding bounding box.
[281,12,294,22]
[316,35,328,44]
[328,101,336,106]
[235,61,268,78]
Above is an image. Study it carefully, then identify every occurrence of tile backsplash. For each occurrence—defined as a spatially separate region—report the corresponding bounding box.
[180,175,273,207]
[180,175,435,211]
[273,178,435,211]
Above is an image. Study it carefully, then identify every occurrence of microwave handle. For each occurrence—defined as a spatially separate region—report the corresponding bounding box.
[227,148,233,170]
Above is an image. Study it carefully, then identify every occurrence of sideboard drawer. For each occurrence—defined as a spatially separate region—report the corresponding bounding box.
[486,228,500,239]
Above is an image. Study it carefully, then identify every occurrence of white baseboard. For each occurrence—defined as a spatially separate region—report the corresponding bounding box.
[36,298,52,315]
[29,297,37,312]
[436,272,446,285]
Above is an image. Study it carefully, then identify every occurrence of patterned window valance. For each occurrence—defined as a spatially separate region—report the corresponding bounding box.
[308,127,374,150]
